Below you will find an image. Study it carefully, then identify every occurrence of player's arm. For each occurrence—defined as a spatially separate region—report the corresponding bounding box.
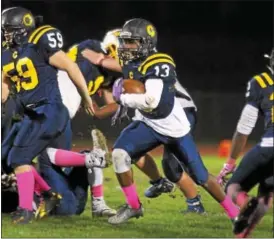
[120,79,163,111]
[81,49,122,72]
[33,27,94,115]
[49,51,93,110]
[2,72,11,103]
[92,89,118,119]
[217,79,260,184]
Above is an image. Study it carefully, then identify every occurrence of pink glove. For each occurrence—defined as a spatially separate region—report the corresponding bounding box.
[217,162,236,186]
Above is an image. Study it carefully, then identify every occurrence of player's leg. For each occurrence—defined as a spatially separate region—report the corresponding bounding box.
[226,145,274,237]
[135,154,175,198]
[161,148,205,214]
[108,121,161,224]
[169,133,239,220]
[37,121,78,217]
[236,177,273,238]
[7,104,69,224]
[141,107,198,199]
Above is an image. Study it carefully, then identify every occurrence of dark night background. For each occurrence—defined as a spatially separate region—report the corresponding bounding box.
[2,0,273,142]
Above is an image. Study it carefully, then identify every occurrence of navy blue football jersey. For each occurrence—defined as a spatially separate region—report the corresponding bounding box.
[2,25,64,106]
[67,39,119,96]
[121,52,177,119]
[245,71,273,137]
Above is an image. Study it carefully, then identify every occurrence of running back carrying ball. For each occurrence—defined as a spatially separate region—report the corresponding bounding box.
[122,79,145,94]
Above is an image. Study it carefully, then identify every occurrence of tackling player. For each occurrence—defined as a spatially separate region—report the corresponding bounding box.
[85,19,239,224]
[218,49,274,238]
[1,7,94,223]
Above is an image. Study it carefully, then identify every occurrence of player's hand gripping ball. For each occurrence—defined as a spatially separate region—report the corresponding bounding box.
[112,78,145,103]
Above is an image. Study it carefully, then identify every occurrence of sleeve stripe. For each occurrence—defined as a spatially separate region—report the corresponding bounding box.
[138,53,174,71]
[28,25,51,43]
[66,44,79,62]
[254,75,267,88]
[140,58,176,74]
[261,73,274,86]
[32,27,56,44]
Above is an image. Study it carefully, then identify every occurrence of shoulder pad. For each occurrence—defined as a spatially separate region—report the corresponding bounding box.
[252,72,273,88]
[138,52,176,75]
[28,25,57,45]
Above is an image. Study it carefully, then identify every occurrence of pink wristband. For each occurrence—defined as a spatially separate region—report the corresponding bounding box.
[226,158,236,165]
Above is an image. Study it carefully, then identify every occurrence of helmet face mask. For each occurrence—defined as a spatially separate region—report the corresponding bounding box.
[2,26,27,47]
[118,35,151,62]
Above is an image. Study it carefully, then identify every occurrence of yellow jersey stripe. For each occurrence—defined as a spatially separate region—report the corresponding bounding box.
[141,58,176,75]
[66,45,79,62]
[32,27,55,44]
[28,25,51,43]
[138,53,174,71]
[261,73,273,85]
[254,75,267,88]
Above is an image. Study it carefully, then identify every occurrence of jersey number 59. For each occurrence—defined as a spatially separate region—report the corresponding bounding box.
[3,58,38,92]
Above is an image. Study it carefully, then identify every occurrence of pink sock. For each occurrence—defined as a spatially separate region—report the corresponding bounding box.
[92,185,103,198]
[31,166,50,192]
[48,148,86,167]
[220,195,240,219]
[122,184,140,209]
[236,192,248,208]
[16,171,35,211]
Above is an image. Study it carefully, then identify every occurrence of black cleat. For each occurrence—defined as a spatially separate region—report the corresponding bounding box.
[12,207,34,224]
[35,190,62,219]
[144,178,175,198]
[233,197,258,235]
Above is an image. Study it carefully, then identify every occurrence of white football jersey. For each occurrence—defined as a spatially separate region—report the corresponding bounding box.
[175,79,197,110]
[133,97,191,138]
[57,70,81,119]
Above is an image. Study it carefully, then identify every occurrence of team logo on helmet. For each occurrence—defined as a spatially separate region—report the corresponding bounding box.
[23,13,33,26]
[146,25,155,37]
[12,51,18,59]
[129,71,134,79]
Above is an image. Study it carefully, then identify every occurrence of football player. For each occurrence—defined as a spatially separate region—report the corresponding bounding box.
[71,29,206,214]
[1,7,94,223]
[218,49,274,238]
[84,19,239,224]
[37,37,121,217]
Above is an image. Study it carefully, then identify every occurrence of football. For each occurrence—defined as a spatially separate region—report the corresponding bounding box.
[122,79,145,94]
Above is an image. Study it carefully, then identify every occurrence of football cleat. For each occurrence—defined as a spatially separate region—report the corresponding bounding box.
[108,204,144,225]
[35,190,62,219]
[92,198,117,217]
[91,129,112,167]
[181,195,206,215]
[233,197,258,235]
[12,207,34,224]
[144,178,175,198]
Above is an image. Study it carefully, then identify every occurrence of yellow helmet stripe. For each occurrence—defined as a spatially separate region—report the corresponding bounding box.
[261,73,273,85]
[28,25,51,43]
[32,27,56,44]
[254,75,267,88]
[141,58,176,75]
[138,53,174,71]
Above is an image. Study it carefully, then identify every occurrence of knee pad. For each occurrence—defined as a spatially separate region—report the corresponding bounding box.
[162,157,183,183]
[112,148,131,173]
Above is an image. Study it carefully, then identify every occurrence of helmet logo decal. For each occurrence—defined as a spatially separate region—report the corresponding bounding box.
[23,14,33,26]
[147,25,155,37]
[129,71,134,79]
[12,51,18,59]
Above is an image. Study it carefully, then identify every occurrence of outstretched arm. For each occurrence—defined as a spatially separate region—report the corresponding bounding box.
[2,72,11,103]
[81,49,122,73]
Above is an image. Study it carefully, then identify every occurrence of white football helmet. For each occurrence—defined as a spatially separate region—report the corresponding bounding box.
[102,28,121,60]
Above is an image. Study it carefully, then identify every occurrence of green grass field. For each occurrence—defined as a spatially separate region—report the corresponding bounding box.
[2,156,273,238]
